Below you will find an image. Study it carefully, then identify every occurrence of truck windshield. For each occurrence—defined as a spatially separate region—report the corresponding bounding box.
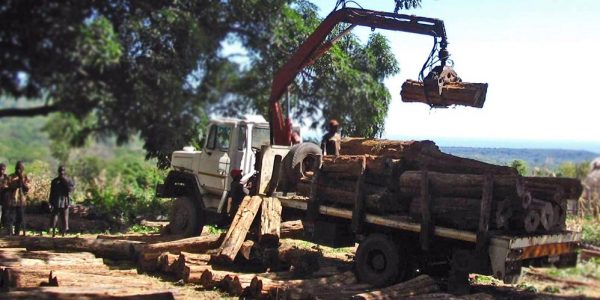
[251,127,270,149]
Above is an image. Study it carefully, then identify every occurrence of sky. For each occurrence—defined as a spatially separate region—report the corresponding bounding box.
[308,0,600,152]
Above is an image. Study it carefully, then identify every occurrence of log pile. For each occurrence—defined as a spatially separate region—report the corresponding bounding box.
[298,138,582,234]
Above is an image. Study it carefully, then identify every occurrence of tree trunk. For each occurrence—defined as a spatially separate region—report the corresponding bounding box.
[174,252,211,279]
[399,171,522,199]
[7,236,143,260]
[400,79,488,109]
[259,197,282,247]
[321,155,366,176]
[409,197,484,230]
[280,220,304,239]
[216,195,263,263]
[132,233,224,259]
[339,138,439,158]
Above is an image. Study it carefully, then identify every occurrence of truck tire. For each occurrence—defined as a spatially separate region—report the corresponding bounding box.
[355,233,407,287]
[168,196,204,237]
[283,142,321,185]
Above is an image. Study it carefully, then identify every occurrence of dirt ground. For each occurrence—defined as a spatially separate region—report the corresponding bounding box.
[1,216,598,299]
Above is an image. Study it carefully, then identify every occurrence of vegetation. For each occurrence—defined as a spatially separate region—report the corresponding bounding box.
[0,0,420,167]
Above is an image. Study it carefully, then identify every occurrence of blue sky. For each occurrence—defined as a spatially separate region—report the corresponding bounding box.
[307,0,600,152]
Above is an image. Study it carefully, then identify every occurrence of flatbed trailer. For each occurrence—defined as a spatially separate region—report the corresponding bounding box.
[275,194,580,289]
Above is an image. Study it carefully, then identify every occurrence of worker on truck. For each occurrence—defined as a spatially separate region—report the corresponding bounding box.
[321,119,341,156]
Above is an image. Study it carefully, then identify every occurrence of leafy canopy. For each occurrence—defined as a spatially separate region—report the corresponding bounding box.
[0,0,419,166]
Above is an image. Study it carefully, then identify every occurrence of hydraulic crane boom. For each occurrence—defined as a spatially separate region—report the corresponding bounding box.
[269,7,452,146]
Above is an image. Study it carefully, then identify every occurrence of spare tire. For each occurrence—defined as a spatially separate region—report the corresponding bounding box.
[283,142,321,186]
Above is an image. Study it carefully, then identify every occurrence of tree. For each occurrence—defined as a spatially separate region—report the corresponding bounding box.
[0,0,420,166]
[510,159,528,176]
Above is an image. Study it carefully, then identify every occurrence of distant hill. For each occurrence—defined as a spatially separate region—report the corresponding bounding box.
[440,146,599,169]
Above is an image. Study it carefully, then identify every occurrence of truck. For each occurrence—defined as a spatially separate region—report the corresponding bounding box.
[157,5,580,290]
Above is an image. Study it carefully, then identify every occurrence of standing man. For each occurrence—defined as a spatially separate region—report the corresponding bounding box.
[48,166,75,237]
[0,163,9,229]
[6,161,29,236]
[320,119,341,156]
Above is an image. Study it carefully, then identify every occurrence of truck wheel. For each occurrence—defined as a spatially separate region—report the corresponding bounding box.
[284,142,321,185]
[168,196,204,237]
[355,233,407,287]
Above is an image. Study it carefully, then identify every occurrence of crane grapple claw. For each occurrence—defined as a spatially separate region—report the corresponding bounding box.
[401,67,488,108]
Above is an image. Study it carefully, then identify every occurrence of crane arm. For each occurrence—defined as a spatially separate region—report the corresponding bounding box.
[269,7,449,145]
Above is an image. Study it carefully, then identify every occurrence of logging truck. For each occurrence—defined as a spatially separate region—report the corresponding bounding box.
[157,5,581,290]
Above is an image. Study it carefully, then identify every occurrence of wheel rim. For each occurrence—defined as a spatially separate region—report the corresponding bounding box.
[170,200,190,233]
[368,250,387,273]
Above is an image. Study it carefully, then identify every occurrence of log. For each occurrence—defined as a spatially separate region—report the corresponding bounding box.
[239,240,255,260]
[276,244,321,276]
[174,252,211,278]
[524,176,583,199]
[400,79,488,108]
[132,233,224,259]
[340,138,439,158]
[0,288,175,300]
[216,195,263,263]
[399,171,523,199]
[321,155,367,176]
[4,236,143,260]
[494,200,514,230]
[410,197,485,230]
[158,252,179,274]
[182,265,213,284]
[259,197,282,247]
[351,274,440,300]
[280,220,304,239]
[515,210,540,233]
[260,271,357,299]
[199,269,230,289]
[403,151,517,176]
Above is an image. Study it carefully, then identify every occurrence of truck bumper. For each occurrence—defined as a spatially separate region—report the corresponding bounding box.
[488,231,581,282]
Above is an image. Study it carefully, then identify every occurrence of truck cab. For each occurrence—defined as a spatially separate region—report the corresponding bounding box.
[160,115,300,235]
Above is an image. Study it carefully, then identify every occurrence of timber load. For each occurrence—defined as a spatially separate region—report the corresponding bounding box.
[296,138,582,234]
[400,79,488,108]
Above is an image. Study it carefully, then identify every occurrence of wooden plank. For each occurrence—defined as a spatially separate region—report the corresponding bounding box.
[259,197,282,247]
[419,171,432,251]
[351,157,367,234]
[477,175,494,252]
[216,196,263,262]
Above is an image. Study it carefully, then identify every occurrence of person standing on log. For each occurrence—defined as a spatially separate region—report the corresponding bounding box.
[0,163,9,230]
[48,165,75,237]
[226,169,248,221]
[321,119,341,156]
[6,161,29,236]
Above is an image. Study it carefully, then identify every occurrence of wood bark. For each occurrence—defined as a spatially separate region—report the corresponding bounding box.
[158,252,179,274]
[321,155,366,176]
[216,195,263,263]
[182,265,213,284]
[409,197,486,231]
[280,220,304,239]
[351,274,440,300]
[5,236,143,260]
[400,79,488,109]
[259,197,282,247]
[0,287,175,300]
[239,240,255,260]
[524,176,583,199]
[399,171,522,199]
[339,138,439,158]
[174,252,211,278]
[132,233,224,259]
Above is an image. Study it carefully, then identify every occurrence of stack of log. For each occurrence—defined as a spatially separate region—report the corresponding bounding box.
[0,248,174,299]
[296,138,582,234]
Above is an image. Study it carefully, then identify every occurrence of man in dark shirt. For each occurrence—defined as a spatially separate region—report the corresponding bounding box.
[320,119,341,156]
[48,166,75,237]
[227,169,248,220]
[0,163,8,229]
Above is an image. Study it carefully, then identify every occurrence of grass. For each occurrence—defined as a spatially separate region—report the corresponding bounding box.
[546,258,600,280]
[129,224,161,234]
[581,219,600,247]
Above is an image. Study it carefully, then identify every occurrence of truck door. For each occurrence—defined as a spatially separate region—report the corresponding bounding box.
[197,124,232,196]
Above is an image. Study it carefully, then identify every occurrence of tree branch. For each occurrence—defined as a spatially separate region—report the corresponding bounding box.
[0,105,59,118]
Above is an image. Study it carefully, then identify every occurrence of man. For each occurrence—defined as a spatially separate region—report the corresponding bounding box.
[48,166,75,237]
[320,119,341,156]
[0,163,9,228]
[6,161,29,236]
[226,169,248,220]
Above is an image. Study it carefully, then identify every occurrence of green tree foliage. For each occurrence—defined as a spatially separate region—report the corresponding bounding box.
[0,0,418,166]
[556,161,590,179]
[510,159,528,176]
